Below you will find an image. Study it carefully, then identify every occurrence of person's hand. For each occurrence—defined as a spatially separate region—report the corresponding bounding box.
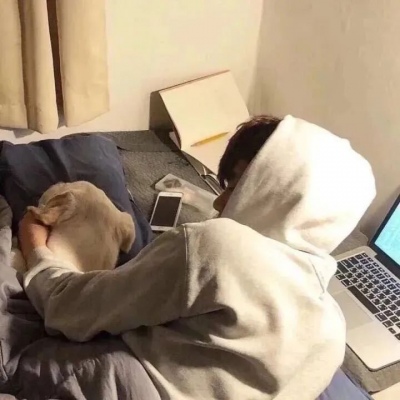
[18,212,49,262]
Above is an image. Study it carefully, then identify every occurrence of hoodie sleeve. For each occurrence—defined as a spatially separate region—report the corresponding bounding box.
[23,227,187,342]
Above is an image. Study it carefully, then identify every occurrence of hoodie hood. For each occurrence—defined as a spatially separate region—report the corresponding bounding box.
[221,115,376,255]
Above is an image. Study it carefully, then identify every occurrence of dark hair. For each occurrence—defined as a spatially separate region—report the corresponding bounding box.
[218,115,282,189]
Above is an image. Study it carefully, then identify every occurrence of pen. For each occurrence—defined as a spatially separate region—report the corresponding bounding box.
[191,132,229,147]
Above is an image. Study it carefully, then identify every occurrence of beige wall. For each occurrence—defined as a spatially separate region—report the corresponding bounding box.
[1,0,262,143]
[255,0,400,236]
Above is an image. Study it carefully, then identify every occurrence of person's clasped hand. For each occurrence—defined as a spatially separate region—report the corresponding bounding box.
[19,212,49,264]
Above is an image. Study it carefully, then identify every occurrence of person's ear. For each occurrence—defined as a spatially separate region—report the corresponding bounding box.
[116,212,135,253]
[27,192,76,226]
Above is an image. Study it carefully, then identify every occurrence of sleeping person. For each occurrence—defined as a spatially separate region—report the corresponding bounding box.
[15,115,375,400]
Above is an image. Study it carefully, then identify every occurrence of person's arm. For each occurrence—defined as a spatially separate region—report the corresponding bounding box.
[20,217,187,342]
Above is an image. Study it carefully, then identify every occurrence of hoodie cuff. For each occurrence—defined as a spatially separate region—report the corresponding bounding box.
[24,246,82,288]
[24,246,57,287]
[27,246,55,269]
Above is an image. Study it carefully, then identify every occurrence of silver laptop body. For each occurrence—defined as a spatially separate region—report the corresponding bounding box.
[329,195,400,370]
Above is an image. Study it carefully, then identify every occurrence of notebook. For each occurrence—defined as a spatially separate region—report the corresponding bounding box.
[159,71,250,174]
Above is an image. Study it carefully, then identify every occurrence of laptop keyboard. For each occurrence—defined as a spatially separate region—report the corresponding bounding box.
[336,253,400,340]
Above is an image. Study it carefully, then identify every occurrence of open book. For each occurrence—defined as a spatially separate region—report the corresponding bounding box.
[159,71,250,174]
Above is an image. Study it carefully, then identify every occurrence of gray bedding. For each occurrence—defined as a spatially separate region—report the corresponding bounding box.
[10,336,160,399]
[103,130,213,224]
[0,130,373,399]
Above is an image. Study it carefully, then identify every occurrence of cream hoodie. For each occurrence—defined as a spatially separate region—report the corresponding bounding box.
[24,116,376,400]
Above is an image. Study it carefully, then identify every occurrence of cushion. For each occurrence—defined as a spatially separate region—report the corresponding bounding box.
[0,134,153,265]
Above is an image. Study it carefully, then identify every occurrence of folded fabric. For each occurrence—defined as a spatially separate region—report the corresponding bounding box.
[0,197,45,390]
[8,336,161,399]
[0,134,153,266]
[318,369,372,400]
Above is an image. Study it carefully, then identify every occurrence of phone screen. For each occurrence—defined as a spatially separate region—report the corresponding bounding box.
[151,195,182,227]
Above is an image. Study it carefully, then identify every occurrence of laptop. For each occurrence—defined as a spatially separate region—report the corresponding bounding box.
[329,194,400,370]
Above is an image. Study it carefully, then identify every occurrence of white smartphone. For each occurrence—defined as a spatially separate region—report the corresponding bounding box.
[150,191,183,232]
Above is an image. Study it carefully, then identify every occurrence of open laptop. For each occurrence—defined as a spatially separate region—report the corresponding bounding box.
[329,194,400,370]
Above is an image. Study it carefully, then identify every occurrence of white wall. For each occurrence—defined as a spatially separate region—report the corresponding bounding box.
[255,0,400,236]
[1,0,263,143]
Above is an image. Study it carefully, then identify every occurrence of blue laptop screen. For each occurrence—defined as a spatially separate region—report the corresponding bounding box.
[374,202,400,265]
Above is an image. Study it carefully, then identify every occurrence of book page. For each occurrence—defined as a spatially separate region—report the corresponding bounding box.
[160,71,249,150]
[184,135,230,175]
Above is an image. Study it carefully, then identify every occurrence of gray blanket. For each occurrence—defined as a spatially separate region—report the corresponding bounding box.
[103,130,213,224]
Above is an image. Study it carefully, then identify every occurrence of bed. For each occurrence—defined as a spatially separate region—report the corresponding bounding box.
[0,130,371,399]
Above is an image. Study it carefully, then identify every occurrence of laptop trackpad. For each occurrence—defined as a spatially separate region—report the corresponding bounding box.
[334,292,374,330]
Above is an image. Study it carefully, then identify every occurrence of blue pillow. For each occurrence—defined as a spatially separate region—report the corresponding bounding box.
[0,134,153,266]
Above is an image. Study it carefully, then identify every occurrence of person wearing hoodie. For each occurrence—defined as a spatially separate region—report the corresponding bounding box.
[18,115,375,400]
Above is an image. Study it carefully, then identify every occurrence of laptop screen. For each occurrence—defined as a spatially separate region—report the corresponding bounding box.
[374,201,400,265]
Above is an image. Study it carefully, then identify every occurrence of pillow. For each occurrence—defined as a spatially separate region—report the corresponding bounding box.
[0,134,153,265]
